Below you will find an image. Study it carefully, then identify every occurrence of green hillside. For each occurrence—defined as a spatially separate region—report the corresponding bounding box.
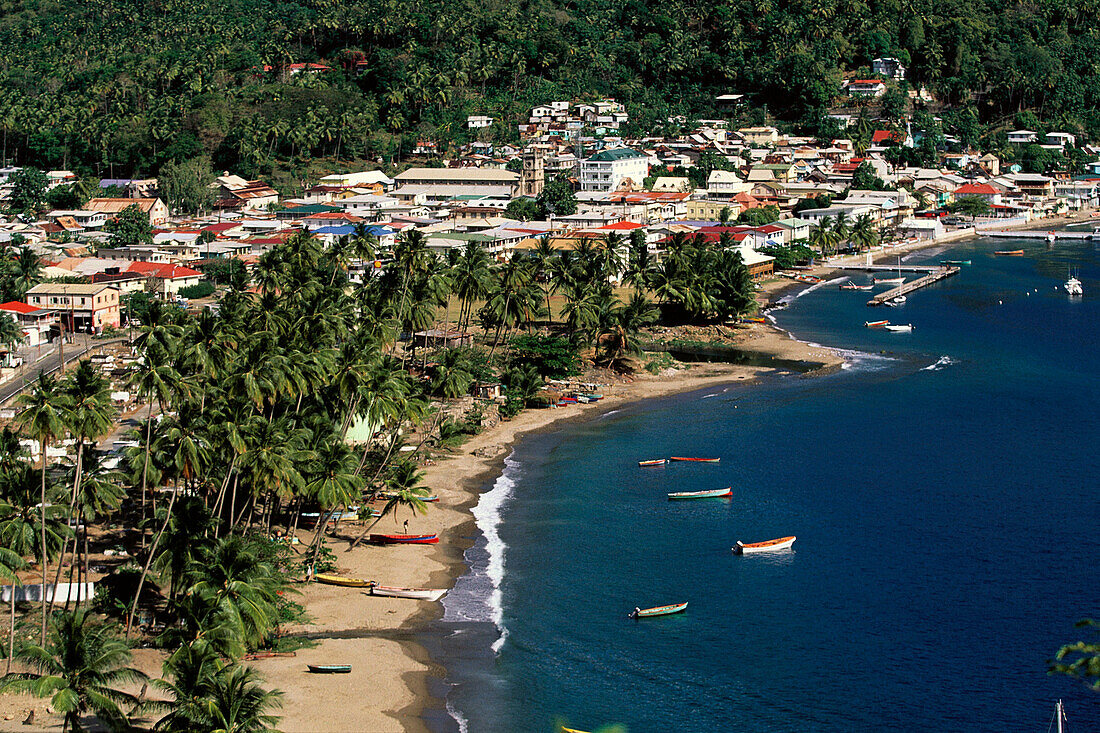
[1,0,1097,177]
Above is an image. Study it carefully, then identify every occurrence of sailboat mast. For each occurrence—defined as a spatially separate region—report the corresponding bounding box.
[1056,699,1065,733]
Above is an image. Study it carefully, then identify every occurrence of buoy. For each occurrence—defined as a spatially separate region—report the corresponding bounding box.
[998,300,1003,304]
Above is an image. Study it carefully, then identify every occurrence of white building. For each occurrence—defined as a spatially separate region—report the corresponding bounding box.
[1044,132,1076,149]
[1007,130,1038,145]
[579,148,650,192]
[467,115,494,129]
[872,57,907,80]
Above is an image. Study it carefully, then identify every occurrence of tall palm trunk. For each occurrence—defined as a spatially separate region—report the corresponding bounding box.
[126,487,177,638]
[140,400,154,549]
[39,438,48,645]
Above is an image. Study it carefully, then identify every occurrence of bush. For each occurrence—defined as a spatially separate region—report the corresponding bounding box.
[178,282,215,299]
[509,335,580,378]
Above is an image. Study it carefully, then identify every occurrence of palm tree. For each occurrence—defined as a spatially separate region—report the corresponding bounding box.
[450,241,492,333]
[16,372,67,645]
[832,211,851,250]
[303,440,364,572]
[849,213,879,252]
[129,346,181,545]
[200,664,282,733]
[0,544,26,674]
[0,315,21,353]
[0,608,146,733]
[598,292,657,369]
[347,460,432,550]
[529,236,557,323]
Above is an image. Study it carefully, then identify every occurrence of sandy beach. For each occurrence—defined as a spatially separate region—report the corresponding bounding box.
[244,326,841,733]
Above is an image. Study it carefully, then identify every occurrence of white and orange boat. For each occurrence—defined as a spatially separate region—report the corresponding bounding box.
[864,320,889,328]
[734,536,796,554]
[638,459,667,467]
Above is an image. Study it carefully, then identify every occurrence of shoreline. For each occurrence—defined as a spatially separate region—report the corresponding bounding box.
[274,209,1088,732]
[266,327,843,732]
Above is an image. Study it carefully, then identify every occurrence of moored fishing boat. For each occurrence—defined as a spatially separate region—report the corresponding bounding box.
[667,487,732,499]
[734,536,796,554]
[874,276,905,285]
[941,259,971,265]
[629,602,688,618]
[307,664,352,674]
[884,323,913,332]
[638,459,667,467]
[369,533,439,545]
[994,249,1025,256]
[669,457,720,463]
[370,585,447,601]
[864,320,889,328]
[312,573,374,588]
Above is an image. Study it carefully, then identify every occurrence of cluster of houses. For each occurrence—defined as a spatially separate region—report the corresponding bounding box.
[2,96,1100,357]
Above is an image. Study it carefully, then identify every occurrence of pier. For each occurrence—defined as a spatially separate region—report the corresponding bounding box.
[866,266,960,306]
[981,230,1094,240]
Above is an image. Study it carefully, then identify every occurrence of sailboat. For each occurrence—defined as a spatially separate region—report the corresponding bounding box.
[874,257,905,285]
[1050,699,1068,733]
[1065,269,1083,296]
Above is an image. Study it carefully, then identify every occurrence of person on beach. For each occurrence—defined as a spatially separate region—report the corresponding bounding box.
[403,519,409,534]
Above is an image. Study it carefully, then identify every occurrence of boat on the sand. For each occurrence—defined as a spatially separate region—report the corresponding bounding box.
[370,585,447,601]
[667,487,733,500]
[312,573,374,588]
[369,533,439,545]
[734,536,796,554]
[629,602,688,618]
[307,664,352,674]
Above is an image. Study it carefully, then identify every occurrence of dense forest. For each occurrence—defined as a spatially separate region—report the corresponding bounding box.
[1,0,1098,180]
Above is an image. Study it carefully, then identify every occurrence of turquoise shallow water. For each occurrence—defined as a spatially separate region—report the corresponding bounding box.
[435,234,1100,732]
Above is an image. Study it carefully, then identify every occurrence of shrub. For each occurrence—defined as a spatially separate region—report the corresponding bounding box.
[509,334,580,378]
[178,282,215,299]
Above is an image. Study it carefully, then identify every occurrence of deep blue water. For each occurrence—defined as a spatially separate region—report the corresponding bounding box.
[436,234,1100,732]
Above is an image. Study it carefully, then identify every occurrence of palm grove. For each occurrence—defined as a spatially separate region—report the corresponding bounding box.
[0,225,756,729]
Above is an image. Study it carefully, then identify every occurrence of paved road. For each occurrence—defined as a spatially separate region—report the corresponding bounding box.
[0,337,128,406]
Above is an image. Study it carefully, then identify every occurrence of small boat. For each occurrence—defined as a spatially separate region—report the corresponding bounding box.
[243,651,297,660]
[740,316,766,323]
[629,602,688,619]
[1065,270,1083,296]
[668,487,732,500]
[940,259,971,265]
[994,249,1024,256]
[669,457,720,463]
[312,574,374,588]
[307,664,352,674]
[864,320,889,328]
[560,728,591,733]
[890,296,906,305]
[370,585,447,601]
[369,533,440,545]
[379,492,438,502]
[638,459,667,467]
[1047,231,1057,245]
[734,536,796,554]
[840,282,874,291]
[884,324,913,332]
[583,394,603,400]
[874,276,905,285]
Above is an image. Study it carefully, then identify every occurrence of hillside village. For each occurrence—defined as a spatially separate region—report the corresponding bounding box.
[1,92,1099,364]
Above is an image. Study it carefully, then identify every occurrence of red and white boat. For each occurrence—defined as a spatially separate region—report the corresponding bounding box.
[369,533,439,545]
[734,536,796,554]
[370,585,447,601]
[669,457,720,463]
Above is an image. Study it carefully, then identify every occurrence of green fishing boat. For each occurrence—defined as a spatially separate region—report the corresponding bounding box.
[629,602,688,619]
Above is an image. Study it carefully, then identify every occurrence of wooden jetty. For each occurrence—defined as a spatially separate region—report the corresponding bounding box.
[981,230,1094,240]
[867,266,960,306]
[833,264,941,274]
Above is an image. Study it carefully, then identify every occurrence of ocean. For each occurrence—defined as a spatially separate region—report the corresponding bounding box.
[432,233,1100,732]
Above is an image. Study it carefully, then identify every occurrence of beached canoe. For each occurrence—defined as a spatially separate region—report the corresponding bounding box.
[369,533,439,545]
[734,536,797,554]
[312,573,374,588]
[741,316,766,323]
[994,249,1025,256]
[669,457,720,463]
[864,320,889,328]
[243,651,297,660]
[307,664,352,674]
[629,602,688,619]
[668,487,733,500]
[370,585,447,601]
[638,459,667,467]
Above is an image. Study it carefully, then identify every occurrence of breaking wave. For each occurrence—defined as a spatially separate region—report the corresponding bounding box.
[922,355,957,371]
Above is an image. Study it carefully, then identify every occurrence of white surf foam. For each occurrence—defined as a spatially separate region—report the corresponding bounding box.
[832,346,897,372]
[446,700,469,733]
[922,355,957,371]
[469,454,518,653]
